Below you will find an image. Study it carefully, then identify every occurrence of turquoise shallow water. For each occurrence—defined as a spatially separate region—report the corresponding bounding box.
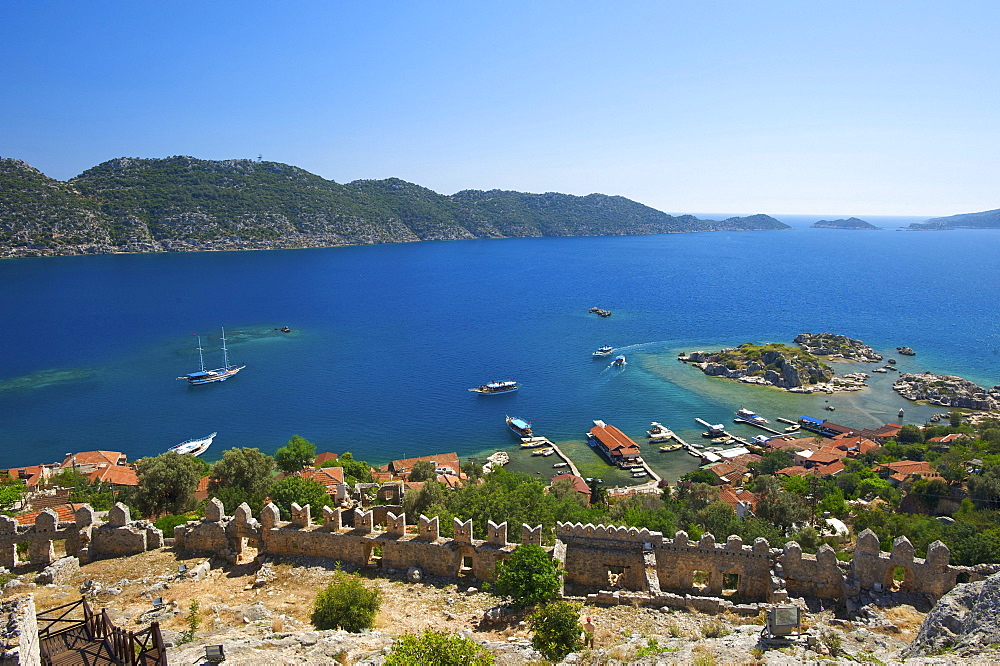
[2,217,999,482]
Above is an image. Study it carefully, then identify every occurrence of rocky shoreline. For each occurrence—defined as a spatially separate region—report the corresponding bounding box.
[678,340,874,394]
[893,372,1000,411]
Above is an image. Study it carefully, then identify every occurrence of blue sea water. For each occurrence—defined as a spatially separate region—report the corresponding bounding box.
[2,216,1000,483]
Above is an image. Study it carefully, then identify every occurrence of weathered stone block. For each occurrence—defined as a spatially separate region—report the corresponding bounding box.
[205,498,225,522]
[108,503,131,527]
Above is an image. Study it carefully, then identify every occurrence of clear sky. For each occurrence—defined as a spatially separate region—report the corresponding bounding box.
[2,1,998,217]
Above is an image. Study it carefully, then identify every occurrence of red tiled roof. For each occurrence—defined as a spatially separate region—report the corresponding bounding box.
[87,465,139,486]
[389,452,461,476]
[14,504,77,525]
[62,451,125,467]
[315,452,339,466]
[817,460,845,476]
[876,460,934,476]
[718,485,758,512]
[776,465,811,477]
[301,467,345,487]
[438,474,464,489]
[551,474,591,496]
[928,433,970,443]
[589,423,641,458]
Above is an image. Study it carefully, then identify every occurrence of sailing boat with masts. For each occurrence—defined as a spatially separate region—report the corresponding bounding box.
[177,328,246,385]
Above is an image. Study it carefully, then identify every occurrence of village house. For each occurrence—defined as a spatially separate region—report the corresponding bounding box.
[61,450,127,474]
[875,460,943,485]
[550,473,592,501]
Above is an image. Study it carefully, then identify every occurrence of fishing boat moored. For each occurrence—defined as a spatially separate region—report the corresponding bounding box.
[647,422,674,441]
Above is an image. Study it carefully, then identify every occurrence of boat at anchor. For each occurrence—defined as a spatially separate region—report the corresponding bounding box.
[177,328,245,385]
[507,416,533,437]
[167,432,216,457]
[469,380,520,395]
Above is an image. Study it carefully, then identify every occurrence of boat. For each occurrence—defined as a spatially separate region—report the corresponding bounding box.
[658,443,682,452]
[612,355,627,367]
[784,424,800,432]
[167,432,216,457]
[712,436,729,444]
[177,329,245,385]
[592,345,615,358]
[631,470,648,478]
[506,415,533,437]
[647,422,674,441]
[541,449,555,457]
[469,380,521,395]
[734,407,768,424]
[825,405,836,411]
[899,408,905,418]
[532,448,554,457]
[520,437,548,449]
[552,462,569,468]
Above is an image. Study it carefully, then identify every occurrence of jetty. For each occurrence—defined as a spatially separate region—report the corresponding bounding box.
[776,417,798,425]
[732,417,783,435]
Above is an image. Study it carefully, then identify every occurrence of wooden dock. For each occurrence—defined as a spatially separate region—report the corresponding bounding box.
[733,418,783,435]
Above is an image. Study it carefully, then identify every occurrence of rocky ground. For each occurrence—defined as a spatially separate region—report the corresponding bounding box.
[794,332,884,363]
[8,547,1000,664]
[893,372,1000,411]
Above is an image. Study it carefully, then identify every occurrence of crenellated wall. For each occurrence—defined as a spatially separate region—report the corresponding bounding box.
[10,498,953,611]
[0,503,161,568]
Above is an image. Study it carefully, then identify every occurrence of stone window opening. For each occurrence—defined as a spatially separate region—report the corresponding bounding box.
[460,555,474,576]
[363,543,382,568]
[692,570,711,591]
[886,565,911,592]
[722,573,740,596]
[607,565,625,589]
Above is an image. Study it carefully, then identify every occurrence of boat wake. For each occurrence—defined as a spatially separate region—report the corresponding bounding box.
[607,340,671,354]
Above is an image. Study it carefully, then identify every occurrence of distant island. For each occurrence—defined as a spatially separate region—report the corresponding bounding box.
[0,156,791,258]
[907,207,1000,231]
[811,217,881,230]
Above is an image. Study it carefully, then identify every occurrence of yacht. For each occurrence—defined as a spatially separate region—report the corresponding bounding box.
[647,422,674,441]
[592,345,615,358]
[469,380,520,394]
[734,407,768,424]
[167,432,216,457]
[178,329,245,385]
[506,415,533,437]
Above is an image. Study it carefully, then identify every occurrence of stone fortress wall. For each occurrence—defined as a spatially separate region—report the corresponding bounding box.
[172,498,972,608]
[0,498,977,611]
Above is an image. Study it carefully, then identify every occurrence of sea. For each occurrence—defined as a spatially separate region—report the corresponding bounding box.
[3,214,1000,486]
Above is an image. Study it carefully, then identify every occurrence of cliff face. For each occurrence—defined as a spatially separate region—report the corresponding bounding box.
[0,156,791,258]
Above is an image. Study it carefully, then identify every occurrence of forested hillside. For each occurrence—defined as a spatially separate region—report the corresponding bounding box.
[1,156,791,257]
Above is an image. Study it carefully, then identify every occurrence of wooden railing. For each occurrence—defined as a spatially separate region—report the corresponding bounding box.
[37,597,166,665]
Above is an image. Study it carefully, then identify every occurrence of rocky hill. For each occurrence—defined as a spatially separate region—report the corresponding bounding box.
[908,208,1000,230]
[893,372,1000,410]
[0,156,791,258]
[811,217,881,230]
[679,342,834,390]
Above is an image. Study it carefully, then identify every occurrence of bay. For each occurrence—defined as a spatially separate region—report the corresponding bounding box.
[2,216,999,484]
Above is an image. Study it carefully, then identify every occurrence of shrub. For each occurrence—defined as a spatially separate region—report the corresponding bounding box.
[153,514,195,538]
[384,629,495,665]
[311,570,381,632]
[180,599,201,644]
[700,619,730,638]
[527,600,584,662]
[492,544,561,608]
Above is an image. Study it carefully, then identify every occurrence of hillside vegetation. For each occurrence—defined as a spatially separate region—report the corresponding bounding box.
[908,208,1000,230]
[1,156,790,257]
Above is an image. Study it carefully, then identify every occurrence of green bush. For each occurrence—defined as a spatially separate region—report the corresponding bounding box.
[384,629,495,665]
[493,544,562,608]
[154,514,195,538]
[310,570,381,632]
[528,600,584,661]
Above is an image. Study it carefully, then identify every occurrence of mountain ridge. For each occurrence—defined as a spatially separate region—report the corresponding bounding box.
[908,208,1000,231]
[0,155,791,258]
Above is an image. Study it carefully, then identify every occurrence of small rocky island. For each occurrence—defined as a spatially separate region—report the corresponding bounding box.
[893,372,1000,410]
[680,343,845,391]
[811,217,881,230]
[794,332,883,362]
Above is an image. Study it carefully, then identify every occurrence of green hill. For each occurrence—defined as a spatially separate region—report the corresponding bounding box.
[811,217,881,230]
[1,156,791,257]
[908,208,1000,230]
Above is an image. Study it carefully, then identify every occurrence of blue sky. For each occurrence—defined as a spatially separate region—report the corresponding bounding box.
[2,1,998,216]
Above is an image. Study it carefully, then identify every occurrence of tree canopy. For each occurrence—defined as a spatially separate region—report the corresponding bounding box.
[274,435,316,475]
[129,452,205,518]
[493,544,562,608]
[208,447,275,513]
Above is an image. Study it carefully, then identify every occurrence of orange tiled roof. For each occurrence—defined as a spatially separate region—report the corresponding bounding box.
[718,485,758,512]
[389,452,461,476]
[776,465,811,477]
[551,474,591,496]
[62,451,125,467]
[302,467,345,487]
[15,504,77,525]
[87,465,139,486]
[315,452,339,466]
